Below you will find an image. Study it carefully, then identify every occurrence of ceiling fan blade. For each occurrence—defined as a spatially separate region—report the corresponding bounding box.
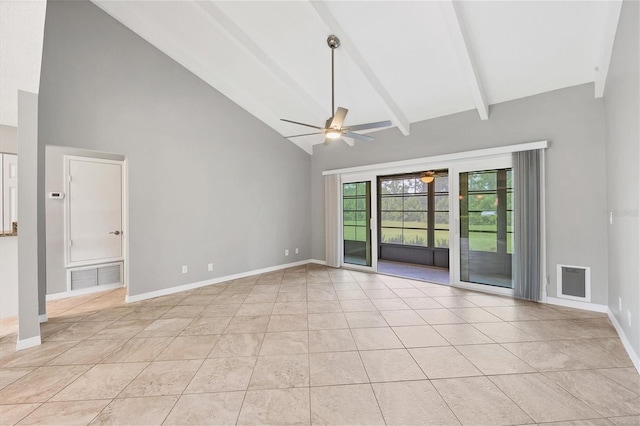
[344,131,374,142]
[346,120,392,132]
[328,107,348,129]
[284,132,323,138]
[280,118,323,130]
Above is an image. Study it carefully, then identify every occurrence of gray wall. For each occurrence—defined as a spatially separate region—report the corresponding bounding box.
[604,0,639,355]
[45,146,125,295]
[39,1,311,297]
[17,90,42,343]
[311,84,609,304]
[0,125,17,154]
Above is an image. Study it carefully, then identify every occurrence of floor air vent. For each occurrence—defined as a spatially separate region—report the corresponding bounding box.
[69,263,122,291]
[557,264,591,302]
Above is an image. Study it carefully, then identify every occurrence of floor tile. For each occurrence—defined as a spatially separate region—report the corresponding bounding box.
[308,313,348,330]
[410,346,481,379]
[308,301,343,313]
[209,333,263,357]
[17,400,110,425]
[89,319,153,340]
[403,297,444,309]
[371,298,411,311]
[0,365,90,403]
[243,293,278,304]
[0,368,32,390]
[490,373,602,423]
[46,321,114,341]
[449,307,502,323]
[276,292,307,302]
[549,339,634,369]
[260,331,308,355]
[471,321,537,343]
[309,351,368,386]
[267,314,308,332]
[161,305,205,319]
[501,341,589,371]
[608,416,640,426]
[0,342,79,368]
[163,391,245,425]
[351,327,403,350]
[309,329,357,352]
[156,335,219,360]
[336,290,367,300]
[186,357,256,393]
[249,354,309,390]
[359,349,425,382]
[544,370,640,417]
[596,368,640,394]
[372,380,460,425]
[339,299,377,312]
[344,312,388,328]
[237,388,310,425]
[456,344,536,375]
[120,360,202,397]
[225,316,269,334]
[47,339,127,365]
[380,310,426,326]
[102,337,172,363]
[200,304,241,317]
[415,309,465,325]
[272,302,307,315]
[432,323,494,345]
[0,404,40,425]
[90,395,178,425]
[392,325,449,348]
[51,362,147,401]
[310,384,385,425]
[432,376,533,425]
[181,316,231,335]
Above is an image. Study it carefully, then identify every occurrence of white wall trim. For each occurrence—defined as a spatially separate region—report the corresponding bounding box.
[607,308,640,373]
[125,259,315,303]
[46,282,123,301]
[16,335,41,351]
[322,140,548,176]
[545,296,608,313]
[38,314,48,323]
[309,259,327,266]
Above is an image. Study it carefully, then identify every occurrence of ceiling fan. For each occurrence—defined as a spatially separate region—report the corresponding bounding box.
[281,35,391,144]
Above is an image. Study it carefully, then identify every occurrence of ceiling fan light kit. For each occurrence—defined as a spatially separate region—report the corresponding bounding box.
[281,35,391,145]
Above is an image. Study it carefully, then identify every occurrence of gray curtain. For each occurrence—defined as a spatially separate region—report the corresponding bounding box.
[512,149,541,301]
[324,174,341,268]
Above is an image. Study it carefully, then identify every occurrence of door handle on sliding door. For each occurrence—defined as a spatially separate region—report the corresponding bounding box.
[109,231,121,235]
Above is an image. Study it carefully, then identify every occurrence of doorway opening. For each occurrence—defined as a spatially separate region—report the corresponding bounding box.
[376,170,450,284]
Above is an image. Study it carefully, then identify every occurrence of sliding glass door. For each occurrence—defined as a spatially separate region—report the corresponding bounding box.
[452,156,514,292]
[342,181,372,267]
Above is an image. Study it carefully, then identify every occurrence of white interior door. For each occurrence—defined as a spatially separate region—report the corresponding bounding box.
[66,157,123,267]
[2,154,18,233]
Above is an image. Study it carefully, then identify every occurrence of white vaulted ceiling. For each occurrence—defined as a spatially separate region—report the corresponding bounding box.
[90,0,622,154]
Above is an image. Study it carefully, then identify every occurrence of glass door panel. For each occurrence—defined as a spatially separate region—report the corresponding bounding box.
[459,168,513,288]
[343,181,371,266]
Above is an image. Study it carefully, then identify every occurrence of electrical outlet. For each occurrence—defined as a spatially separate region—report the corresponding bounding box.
[628,310,632,327]
[619,296,622,311]
[285,249,289,256]
[208,263,213,272]
[295,248,299,254]
[182,265,188,274]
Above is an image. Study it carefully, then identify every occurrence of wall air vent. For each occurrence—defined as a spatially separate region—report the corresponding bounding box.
[68,262,123,291]
[557,264,591,302]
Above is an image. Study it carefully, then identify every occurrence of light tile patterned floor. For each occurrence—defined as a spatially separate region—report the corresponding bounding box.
[0,264,638,425]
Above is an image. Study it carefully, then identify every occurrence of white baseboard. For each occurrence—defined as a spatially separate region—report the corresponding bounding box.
[125,259,316,303]
[607,308,640,374]
[46,283,123,301]
[545,296,608,313]
[38,314,48,323]
[309,259,327,266]
[16,335,41,351]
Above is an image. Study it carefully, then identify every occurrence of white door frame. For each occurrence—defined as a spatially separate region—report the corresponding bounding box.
[449,155,515,296]
[340,172,378,273]
[63,156,128,286]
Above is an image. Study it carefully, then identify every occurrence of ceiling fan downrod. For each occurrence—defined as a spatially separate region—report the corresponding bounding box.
[327,35,340,116]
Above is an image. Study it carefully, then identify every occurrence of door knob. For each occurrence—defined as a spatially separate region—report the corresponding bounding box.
[109,231,121,235]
